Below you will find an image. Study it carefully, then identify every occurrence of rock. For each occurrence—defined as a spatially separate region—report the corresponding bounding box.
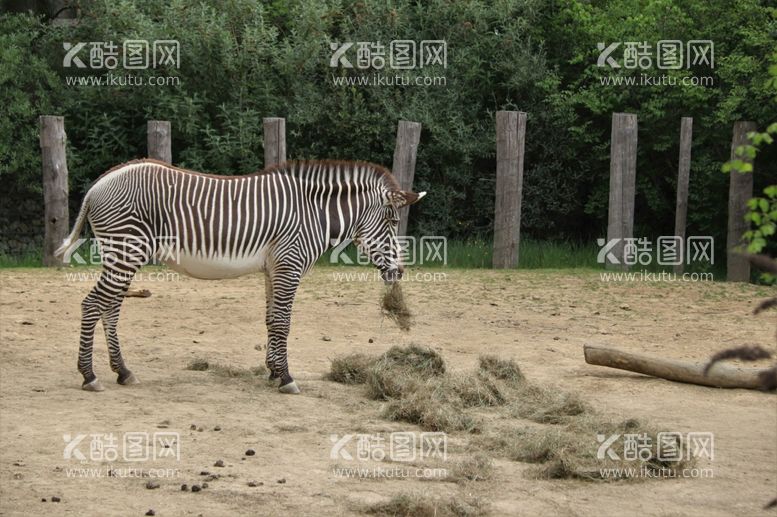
[368,338,374,343]
[247,481,260,487]
[277,478,286,484]
[322,336,332,342]
[213,425,221,431]
[197,427,204,432]
[620,304,631,311]
[145,480,160,489]
[190,424,197,430]
[145,511,155,516]
[191,485,201,493]
[41,498,46,502]
[200,470,210,476]
[202,482,208,489]
[181,483,188,491]
[214,459,225,467]
[245,449,255,456]
[51,496,61,502]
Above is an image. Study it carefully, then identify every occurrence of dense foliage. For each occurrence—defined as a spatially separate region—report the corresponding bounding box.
[1,0,775,257]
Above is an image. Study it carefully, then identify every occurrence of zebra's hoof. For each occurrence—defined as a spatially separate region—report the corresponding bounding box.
[278,380,300,394]
[82,378,105,392]
[117,372,140,385]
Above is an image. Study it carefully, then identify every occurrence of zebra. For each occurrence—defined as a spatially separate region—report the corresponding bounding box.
[55,159,426,394]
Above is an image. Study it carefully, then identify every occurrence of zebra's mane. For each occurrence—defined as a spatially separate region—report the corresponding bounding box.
[103,159,401,191]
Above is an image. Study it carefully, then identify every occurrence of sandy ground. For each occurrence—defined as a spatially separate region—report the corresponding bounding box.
[1,265,776,516]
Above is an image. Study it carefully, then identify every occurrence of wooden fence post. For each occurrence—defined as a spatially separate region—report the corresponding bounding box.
[40,115,69,266]
[606,113,638,270]
[391,120,422,237]
[263,117,286,167]
[492,111,527,269]
[726,121,756,282]
[674,117,693,274]
[147,120,172,163]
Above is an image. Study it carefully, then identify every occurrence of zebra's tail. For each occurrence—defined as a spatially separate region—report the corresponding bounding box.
[54,191,91,263]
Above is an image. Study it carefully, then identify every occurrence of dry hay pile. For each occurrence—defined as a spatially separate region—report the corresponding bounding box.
[381,282,413,331]
[365,492,487,517]
[328,344,694,481]
[186,359,267,380]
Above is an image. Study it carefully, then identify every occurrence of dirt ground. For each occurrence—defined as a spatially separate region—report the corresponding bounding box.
[1,265,775,516]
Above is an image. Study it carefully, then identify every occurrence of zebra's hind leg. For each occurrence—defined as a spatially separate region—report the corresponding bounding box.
[102,290,139,386]
[264,264,301,394]
[79,271,123,391]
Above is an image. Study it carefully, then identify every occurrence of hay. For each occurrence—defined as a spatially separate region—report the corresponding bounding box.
[186,359,209,371]
[366,492,487,517]
[382,382,481,433]
[449,454,494,483]
[366,344,446,400]
[509,384,588,424]
[476,415,694,481]
[478,355,524,384]
[185,358,267,379]
[381,282,413,331]
[326,346,694,482]
[327,353,375,384]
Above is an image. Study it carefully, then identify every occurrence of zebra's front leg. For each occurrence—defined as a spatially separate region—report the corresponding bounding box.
[263,273,279,382]
[265,265,301,394]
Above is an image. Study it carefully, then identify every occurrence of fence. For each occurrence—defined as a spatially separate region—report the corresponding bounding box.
[39,113,758,281]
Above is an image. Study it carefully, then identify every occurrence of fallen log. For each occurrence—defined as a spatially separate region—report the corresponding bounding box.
[583,344,773,390]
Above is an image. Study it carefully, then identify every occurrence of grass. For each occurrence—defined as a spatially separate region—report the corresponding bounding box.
[326,344,696,483]
[0,250,43,268]
[3,239,727,279]
[314,239,599,269]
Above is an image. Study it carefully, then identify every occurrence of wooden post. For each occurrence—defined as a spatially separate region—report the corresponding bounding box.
[263,117,286,167]
[147,120,172,163]
[391,120,422,236]
[674,117,693,274]
[606,113,638,270]
[492,111,527,269]
[726,121,756,282]
[40,115,69,266]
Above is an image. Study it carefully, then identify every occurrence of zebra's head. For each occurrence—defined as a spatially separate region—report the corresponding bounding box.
[355,189,426,284]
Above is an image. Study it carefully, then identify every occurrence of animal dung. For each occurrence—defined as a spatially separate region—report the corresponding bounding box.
[380,283,413,332]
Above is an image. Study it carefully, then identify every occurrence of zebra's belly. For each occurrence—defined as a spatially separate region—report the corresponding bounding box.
[164,249,269,280]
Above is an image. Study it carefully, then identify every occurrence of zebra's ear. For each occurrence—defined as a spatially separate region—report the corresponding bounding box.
[385,190,427,208]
